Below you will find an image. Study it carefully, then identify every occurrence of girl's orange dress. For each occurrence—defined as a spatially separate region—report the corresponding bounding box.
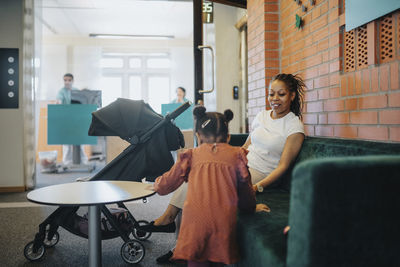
[154,143,256,264]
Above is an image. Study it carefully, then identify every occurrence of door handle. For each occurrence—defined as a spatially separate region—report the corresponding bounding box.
[197,45,214,94]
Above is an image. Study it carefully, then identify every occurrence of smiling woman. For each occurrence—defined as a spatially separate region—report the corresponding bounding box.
[243,73,306,191]
[268,73,305,119]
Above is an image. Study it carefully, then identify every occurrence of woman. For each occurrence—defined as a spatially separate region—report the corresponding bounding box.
[171,86,189,103]
[142,73,306,264]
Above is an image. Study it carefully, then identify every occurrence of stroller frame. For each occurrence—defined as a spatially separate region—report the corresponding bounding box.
[25,201,151,264]
[24,101,191,264]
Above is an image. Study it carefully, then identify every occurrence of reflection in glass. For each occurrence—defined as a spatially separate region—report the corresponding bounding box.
[100,58,124,68]
[129,76,142,100]
[147,58,171,68]
[99,76,122,106]
[148,76,170,113]
[129,58,141,68]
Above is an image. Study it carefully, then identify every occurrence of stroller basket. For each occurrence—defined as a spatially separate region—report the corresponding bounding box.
[75,207,131,239]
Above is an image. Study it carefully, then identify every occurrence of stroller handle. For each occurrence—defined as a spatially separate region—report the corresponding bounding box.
[166,101,191,120]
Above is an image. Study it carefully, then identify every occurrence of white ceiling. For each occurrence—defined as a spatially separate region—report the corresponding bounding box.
[39,0,194,39]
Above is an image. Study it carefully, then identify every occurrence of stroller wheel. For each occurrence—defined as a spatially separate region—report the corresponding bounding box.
[120,240,145,264]
[24,241,45,261]
[133,220,152,241]
[43,231,60,248]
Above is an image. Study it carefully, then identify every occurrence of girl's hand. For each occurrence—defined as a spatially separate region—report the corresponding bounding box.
[145,184,155,191]
[256,203,270,213]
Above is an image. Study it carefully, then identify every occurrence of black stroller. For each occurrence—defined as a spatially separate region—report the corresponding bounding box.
[24,99,190,264]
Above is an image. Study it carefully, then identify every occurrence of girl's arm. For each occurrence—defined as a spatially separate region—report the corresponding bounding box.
[236,148,256,213]
[253,133,304,191]
[237,175,256,213]
[154,150,191,195]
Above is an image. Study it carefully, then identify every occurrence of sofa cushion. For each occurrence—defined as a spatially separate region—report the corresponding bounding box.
[237,189,290,267]
[287,155,400,267]
[279,137,400,191]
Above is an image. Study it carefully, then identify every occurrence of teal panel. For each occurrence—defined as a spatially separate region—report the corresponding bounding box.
[346,0,400,31]
[161,103,194,130]
[48,104,97,145]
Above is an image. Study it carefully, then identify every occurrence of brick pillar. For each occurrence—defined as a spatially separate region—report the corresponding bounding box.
[247,0,280,127]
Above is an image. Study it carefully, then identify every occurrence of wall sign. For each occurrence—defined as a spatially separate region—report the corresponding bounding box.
[203,1,214,24]
[0,48,19,109]
[294,0,315,29]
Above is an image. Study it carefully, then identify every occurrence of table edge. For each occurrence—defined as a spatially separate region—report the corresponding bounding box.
[27,191,156,206]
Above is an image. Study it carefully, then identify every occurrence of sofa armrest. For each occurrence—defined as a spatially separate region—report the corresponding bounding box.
[287,155,400,267]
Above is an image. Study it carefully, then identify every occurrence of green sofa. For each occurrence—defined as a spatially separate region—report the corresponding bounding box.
[230,135,400,267]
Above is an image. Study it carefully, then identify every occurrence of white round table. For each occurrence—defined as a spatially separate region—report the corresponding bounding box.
[27,181,155,267]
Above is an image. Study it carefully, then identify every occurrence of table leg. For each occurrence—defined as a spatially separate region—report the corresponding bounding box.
[89,205,101,267]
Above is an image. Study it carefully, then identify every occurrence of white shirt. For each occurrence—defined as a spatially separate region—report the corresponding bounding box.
[247,110,304,174]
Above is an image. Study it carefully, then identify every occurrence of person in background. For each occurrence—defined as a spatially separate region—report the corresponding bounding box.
[56,73,78,105]
[171,87,189,103]
[55,73,88,165]
[150,106,268,267]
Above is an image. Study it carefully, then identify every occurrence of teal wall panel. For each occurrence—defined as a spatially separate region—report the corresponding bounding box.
[346,0,400,31]
[162,103,194,130]
[48,104,97,145]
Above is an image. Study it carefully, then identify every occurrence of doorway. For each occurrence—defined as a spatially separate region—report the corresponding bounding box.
[194,1,248,133]
[34,0,194,185]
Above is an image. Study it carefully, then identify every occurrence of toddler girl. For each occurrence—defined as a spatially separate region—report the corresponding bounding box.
[152,106,260,266]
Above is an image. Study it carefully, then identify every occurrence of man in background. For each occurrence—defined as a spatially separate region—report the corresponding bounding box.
[56,73,88,165]
[56,73,77,105]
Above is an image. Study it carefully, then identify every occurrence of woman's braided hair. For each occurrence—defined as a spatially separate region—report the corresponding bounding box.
[272,73,306,119]
[193,106,234,143]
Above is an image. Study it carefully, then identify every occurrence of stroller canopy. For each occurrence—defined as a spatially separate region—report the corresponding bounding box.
[89,98,186,182]
[88,98,162,142]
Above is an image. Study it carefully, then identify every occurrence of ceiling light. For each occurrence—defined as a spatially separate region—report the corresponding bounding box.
[89,34,175,40]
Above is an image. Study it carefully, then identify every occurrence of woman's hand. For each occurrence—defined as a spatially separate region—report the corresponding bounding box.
[252,184,258,192]
[256,203,270,213]
[242,136,251,150]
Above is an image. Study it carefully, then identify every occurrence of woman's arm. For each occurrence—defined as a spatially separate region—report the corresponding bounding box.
[242,136,251,150]
[253,133,304,191]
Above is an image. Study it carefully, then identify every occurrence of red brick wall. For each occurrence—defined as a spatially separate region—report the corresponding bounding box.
[247,0,280,125]
[247,0,400,142]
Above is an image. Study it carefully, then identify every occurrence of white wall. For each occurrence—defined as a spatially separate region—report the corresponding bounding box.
[0,0,25,188]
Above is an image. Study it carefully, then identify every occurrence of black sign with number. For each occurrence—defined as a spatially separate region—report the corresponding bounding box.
[203,1,213,24]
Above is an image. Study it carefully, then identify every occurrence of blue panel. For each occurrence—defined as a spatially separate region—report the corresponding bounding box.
[346,0,400,31]
[161,103,194,130]
[48,104,97,145]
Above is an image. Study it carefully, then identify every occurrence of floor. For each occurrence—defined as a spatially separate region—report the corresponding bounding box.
[0,161,181,267]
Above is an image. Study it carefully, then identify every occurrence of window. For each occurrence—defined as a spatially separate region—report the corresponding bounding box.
[100,58,123,68]
[129,76,142,100]
[147,58,171,68]
[148,76,170,113]
[99,76,122,107]
[129,58,141,68]
[100,53,171,111]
